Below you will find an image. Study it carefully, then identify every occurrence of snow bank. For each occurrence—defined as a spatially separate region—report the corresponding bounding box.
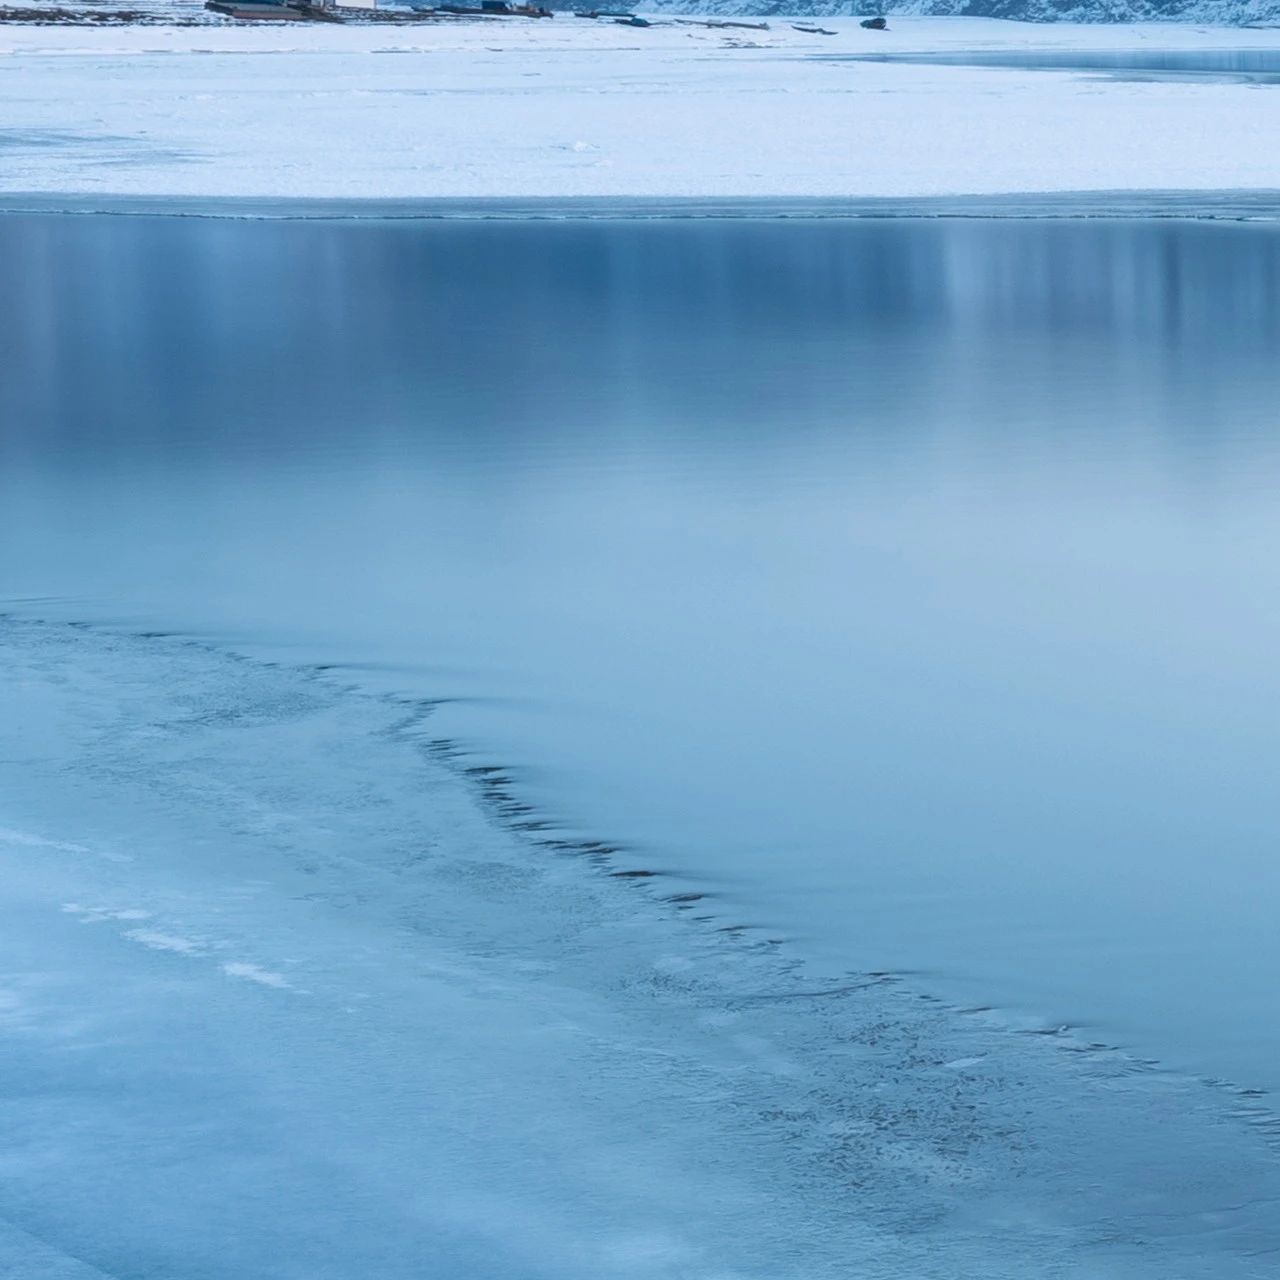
[1,17,1279,202]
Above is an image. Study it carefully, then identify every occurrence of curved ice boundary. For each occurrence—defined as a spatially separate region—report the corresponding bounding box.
[1,615,1279,1279]
[0,190,1279,222]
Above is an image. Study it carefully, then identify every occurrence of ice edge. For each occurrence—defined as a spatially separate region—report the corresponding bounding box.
[2,190,1280,222]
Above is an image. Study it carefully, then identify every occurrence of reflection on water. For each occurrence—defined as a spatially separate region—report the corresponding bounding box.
[828,47,1280,82]
[3,214,1280,1090]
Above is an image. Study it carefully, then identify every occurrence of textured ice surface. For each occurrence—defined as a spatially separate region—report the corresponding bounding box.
[2,617,1279,1278]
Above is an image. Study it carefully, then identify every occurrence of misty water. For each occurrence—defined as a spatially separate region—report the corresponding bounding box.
[829,47,1280,81]
[2,214,1280,1275]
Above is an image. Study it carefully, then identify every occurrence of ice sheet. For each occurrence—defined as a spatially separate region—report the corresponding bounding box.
[2,617,1279,1277]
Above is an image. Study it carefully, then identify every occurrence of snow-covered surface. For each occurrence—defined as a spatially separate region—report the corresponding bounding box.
[2,17,1280,202]
[4,615,1280,1278]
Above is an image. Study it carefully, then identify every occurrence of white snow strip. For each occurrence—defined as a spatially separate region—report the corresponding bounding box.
[62,903,153,923]
[0,827,93,855]
[942,1055,987,1070]
[220,961,294,989]
[0,17,1278,201]
[0,826,131,862]
[123,928,206,955]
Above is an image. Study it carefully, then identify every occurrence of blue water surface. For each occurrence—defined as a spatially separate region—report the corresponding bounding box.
[3,213,1279,1095]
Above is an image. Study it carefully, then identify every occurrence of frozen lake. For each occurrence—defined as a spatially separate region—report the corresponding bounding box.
[2,213,1280,1277]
